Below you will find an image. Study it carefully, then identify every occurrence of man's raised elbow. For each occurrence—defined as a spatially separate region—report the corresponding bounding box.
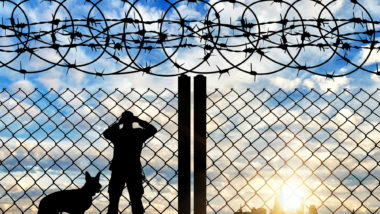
[151,127,158,135]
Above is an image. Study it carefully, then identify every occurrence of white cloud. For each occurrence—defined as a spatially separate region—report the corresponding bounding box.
[371,74,380,84]
[270,76,302,90]
[327,0,345,14]
[28,49,62,69]
[135,3,162,22]
[10,79,34,92]
[303,78,315,89]
[174,3,202,19]
[362,0,380,19]
[36,69,63,90]
[303,75,350,92]
[358,41,380,66]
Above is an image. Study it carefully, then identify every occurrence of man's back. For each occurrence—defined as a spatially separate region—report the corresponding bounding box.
[113,128,145,165]
[106,124,157,170]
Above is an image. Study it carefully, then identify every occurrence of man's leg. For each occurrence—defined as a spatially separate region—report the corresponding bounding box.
[127,175,144,214]
[107,170,126,214]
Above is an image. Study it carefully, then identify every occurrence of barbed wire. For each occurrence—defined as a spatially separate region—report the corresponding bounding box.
[0,0,380,77]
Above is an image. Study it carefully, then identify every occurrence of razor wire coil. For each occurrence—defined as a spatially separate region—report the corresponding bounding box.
[0,0,379,77]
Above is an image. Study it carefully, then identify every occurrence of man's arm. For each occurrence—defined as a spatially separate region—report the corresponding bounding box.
[137,119,157,139]
[103,123,120,143]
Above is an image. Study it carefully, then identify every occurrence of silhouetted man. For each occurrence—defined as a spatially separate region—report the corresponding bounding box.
[103,111,157,214]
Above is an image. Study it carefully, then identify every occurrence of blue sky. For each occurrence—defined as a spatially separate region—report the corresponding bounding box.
[0,0,380,213]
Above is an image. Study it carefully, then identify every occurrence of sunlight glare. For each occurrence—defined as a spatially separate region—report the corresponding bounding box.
[278,185,303,212]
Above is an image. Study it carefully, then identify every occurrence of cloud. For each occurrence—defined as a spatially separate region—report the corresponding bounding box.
[9,80,35,92]
[303,78,315,89]
[174,3,202,19]
[370,74,380,84]
[362,0,380,19]
[358,40,380,66]
[270,76,302,91]
[303,75,350,92]
[36,69,63,90]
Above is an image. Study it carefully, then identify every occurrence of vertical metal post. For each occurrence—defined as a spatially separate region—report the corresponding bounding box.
[194,75,206,214]
[178,75,191,214]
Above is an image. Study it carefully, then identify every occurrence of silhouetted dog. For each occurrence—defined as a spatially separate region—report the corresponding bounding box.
[38,171,101,214]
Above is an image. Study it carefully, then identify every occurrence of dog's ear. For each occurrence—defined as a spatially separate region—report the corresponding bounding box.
[95,172,101,180]
[85,171,91,181]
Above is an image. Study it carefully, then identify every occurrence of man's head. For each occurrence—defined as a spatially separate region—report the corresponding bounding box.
[120,111,134,124]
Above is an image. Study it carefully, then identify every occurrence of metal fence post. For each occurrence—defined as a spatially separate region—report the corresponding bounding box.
[178,75,191,214]
[194,75,207,214]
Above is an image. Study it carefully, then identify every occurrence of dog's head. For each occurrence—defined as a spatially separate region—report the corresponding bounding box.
[85,171,102,196]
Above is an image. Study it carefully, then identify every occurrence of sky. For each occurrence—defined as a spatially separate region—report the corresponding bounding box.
[0,0,380,213]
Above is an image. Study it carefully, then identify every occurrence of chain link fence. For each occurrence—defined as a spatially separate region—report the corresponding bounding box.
[1,87,380,214]
[0,88,178,213]
[207,89,380,214]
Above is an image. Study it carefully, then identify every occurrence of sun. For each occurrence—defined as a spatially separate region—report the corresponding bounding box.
[278,185,304,212]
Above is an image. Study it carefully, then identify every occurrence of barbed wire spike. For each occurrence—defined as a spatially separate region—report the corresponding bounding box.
[249,63,258,82]
[19,61,27,80]
[325,70,336,80]
[157,12,165,28]
[95,68,105,79]
[297,63,307,73]
[257,48,266,61]
[202,53,214,66]
[173,59,185,73]
[138,62,152,75]
[66,61,77,74]
[216,66,230,80]
[350,12,364,28]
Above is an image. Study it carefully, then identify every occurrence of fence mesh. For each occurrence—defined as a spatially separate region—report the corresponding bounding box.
[1,88,380,214]
[0,88,178,213]
[207,88,380,214]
